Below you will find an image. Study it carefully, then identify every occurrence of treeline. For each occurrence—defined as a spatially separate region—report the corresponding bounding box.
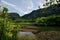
[35,15,60,26]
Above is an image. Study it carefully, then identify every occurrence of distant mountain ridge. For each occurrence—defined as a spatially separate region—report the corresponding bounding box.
[22,4,60,20]
[7,4,60,21]
[8,13,20,20]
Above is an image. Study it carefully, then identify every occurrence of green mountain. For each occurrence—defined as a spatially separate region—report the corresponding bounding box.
[22,4,60,20]
[7,13,20,21]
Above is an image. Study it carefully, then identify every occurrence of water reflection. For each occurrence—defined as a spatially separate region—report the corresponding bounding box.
[17,32,37,40]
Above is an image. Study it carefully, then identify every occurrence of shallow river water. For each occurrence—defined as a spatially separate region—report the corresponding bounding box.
[17,32,37,40]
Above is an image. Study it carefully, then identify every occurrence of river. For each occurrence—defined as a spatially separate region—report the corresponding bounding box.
[17,32,37,40]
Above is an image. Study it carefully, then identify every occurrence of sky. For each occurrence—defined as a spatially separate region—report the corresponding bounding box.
[1,0,45,16]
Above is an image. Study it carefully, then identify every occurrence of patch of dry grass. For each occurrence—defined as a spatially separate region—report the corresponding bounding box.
[36,31,60,40]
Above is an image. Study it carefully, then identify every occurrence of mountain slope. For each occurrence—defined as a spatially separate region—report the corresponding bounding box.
[22,4,60,20]
[8,13,20,20]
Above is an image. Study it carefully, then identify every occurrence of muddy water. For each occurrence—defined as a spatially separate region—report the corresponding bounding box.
[17,32,37,40]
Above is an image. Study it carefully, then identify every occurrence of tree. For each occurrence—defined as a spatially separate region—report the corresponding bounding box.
[3,7,8,14]
[36,17,47,25]
[0,6,20,40]
[0,7,8,40]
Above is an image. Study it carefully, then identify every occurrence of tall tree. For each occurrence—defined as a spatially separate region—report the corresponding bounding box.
[3,7,8,19]
[2,7,8,40]
[3,7,8,14]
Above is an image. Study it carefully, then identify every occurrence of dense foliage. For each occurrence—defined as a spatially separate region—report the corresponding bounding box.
[8,13,20,21]
[0,7,20,40]
[36,15,60,26]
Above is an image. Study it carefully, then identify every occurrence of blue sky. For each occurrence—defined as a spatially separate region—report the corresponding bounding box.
[0,0,1,4]
[1,0,45,16]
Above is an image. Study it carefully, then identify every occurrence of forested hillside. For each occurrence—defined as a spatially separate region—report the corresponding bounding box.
[8,13,20,20]
[4,4,60,25]
[22,4,60,20]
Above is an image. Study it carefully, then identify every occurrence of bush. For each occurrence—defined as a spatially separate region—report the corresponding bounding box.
[35,15,60,26]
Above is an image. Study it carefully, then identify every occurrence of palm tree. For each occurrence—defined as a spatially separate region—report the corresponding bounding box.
[3,7,8,32]
[3,7,8,14]
[3,7,8,20]
[0,7,8,40]
[3,7,8,40]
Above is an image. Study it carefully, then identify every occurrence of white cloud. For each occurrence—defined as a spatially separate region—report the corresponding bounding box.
[1,0,29,15]
[22,0,34,14]
[20,0,34,10]
[38,0,45,8]
[24,11,28,14]
[39,3,44,8]
[1,0,34,16]
[27,0,34,10]
[1,0,16,7]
